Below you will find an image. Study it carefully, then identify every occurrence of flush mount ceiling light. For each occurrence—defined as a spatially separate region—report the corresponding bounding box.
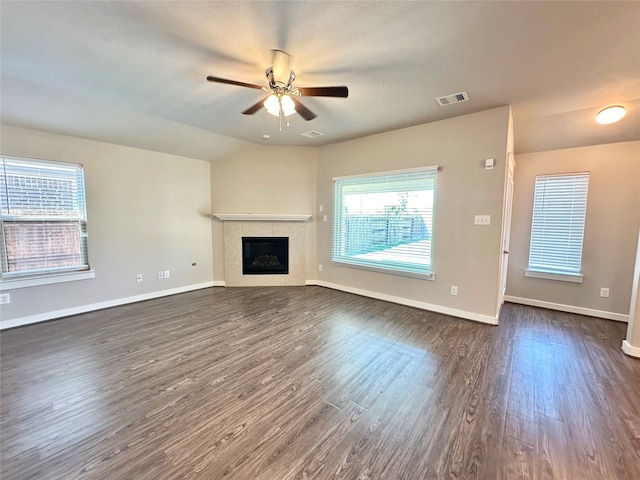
[595,105,626,124]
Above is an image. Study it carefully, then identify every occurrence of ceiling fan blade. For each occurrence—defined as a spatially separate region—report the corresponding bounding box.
[298,86,348,98]
[242,99,266,115]
[291,97,317,121]
[206,76,264,90]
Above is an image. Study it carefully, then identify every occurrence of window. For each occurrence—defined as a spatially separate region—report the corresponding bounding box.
[1,156,90,281]
[526,172,589,283]
[332,166,437,279]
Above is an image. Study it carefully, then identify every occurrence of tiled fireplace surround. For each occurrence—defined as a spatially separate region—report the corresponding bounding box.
[215,214,310,287]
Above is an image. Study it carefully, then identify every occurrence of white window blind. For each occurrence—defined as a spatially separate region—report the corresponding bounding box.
[0,156,89,278]
[332,167,437,279]
[528,172,589,276]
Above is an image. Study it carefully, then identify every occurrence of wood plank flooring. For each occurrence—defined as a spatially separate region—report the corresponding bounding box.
[1,286,639,479]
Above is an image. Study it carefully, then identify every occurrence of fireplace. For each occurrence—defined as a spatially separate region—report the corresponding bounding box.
[242,237,289,275]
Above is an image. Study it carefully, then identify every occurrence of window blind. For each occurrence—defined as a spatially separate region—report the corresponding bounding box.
[332,168,437,278]
[0,156,89,278]
[528,172,589,275]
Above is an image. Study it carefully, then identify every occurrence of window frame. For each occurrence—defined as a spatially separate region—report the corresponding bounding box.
[525,171,589,284]
[331,166,438,281]
[0,155,94,289]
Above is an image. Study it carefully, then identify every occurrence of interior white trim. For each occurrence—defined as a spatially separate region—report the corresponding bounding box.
[213,213,312,222]
[504,295,628,322]
[0,281,214,330]
[622,340,640,358]
[212,280,226,287]
[524,269,584,283]
[1,270,96,290]
[316,280,499,325]
[331,260,435,281]
[332,165,439,181]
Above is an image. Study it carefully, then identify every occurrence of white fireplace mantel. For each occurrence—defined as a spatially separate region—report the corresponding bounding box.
[213,213,312,222]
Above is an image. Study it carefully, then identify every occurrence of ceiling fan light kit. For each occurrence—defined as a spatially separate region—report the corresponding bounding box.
[265,93,296,117]
[206,49,348,128]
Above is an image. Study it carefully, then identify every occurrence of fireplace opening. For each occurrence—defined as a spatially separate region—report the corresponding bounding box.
[242,237,289,275]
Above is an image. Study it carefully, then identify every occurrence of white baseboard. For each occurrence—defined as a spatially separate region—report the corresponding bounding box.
[315,280,498,325]
[0,282,215,330]
[504,295,628,322]
[622,340,640,358]
[305,280,319,286]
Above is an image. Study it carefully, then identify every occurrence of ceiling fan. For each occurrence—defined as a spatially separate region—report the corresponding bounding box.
[206,50,348,123]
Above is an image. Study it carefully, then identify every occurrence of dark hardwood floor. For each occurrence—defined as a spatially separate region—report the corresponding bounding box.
[1,286,639,480]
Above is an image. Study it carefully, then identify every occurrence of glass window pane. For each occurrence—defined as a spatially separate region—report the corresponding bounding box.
[1,156,89,278]
[332,169,437,277]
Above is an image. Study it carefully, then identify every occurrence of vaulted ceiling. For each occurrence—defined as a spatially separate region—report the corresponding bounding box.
[1,1,639,160]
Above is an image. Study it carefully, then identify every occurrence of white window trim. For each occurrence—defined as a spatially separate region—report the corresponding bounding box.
[524,268,584,284]
[0,269,95,291]
[526,171,589,281]
[332,166,438,279]
[332,259,436,281]
[332,165,439,181]
[1,154,91,282]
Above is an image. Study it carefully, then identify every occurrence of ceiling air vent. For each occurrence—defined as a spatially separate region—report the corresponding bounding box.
[435,91,470,106]
[300,130,324,138]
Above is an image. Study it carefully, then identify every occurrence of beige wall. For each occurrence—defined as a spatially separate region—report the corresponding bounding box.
[316,106,511,320]
[5,112,636,329]
[210,145,318,283]
[0,124,214,324]
[507,141,640,317]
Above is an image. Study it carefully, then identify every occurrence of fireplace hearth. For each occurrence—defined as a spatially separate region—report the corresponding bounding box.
[242,237,289,275]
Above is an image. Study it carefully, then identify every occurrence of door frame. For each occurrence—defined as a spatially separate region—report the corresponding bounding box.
[497,152,516,313]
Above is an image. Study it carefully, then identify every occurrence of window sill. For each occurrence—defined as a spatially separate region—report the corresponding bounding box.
[332,260,435,281]
[0,270,95,290]
[525,269,583,284]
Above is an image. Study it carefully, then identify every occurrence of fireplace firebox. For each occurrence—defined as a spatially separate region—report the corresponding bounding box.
[242,237,289,275]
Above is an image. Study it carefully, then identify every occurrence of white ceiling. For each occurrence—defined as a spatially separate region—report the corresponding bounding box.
[1,1,639,160]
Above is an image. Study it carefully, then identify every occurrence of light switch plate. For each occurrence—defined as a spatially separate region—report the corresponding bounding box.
[474,215,491,225]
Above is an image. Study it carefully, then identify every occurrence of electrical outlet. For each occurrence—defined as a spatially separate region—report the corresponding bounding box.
[450,286,458,296]
[164,270,170,279]
[0,293,10,304]
[318,264,323,272]
[322,215,328,222]
[600,287,610,298]
[136,274,143,283]
[474,215,491,225]
[319,204,324,212]
[157,271,164,280]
